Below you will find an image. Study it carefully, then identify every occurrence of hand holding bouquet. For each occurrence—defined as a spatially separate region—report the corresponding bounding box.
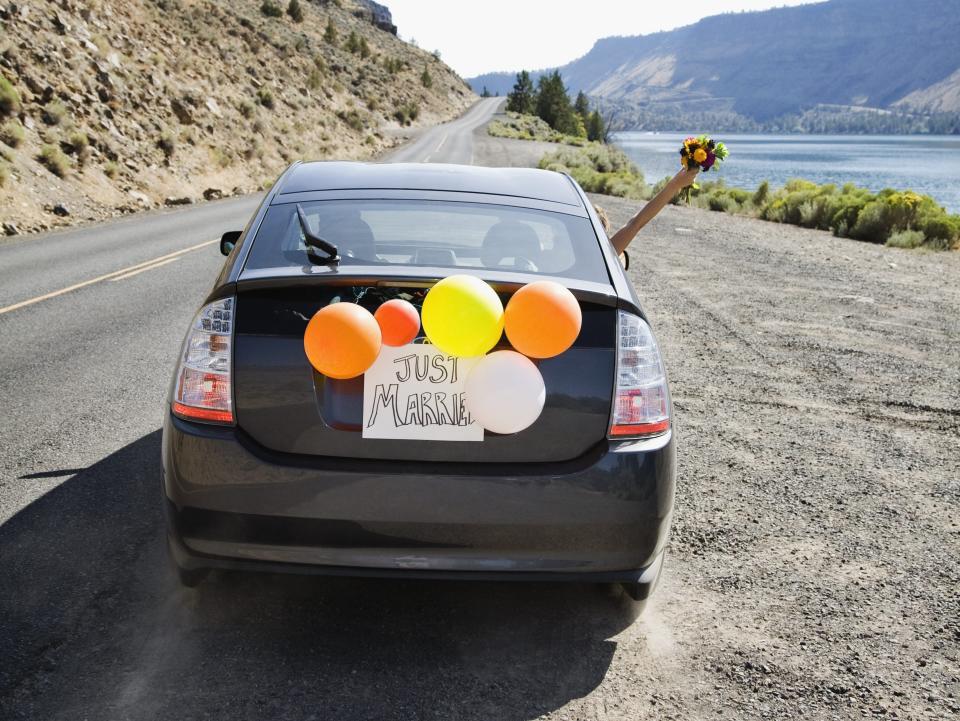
[678,135,728,202]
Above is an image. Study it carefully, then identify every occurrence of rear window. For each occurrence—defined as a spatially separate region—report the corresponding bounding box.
[244,199,610,284]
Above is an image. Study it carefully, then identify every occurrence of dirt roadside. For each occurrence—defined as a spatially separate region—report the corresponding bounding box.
[593,196,960,719]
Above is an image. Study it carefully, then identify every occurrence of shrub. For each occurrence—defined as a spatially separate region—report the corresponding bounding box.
[339,109,365,131]
[383,57,404,74]
[393,103,420,126]
[345,30,361,54]
[103,161,119,179]
[66,130,90,165]
[238,99,255,118]
[38,144,70,177]
[420,67,432,88]
[707,194,739,213]
[359,37,370,59]
[539,143,647,200]
[885,229,926,249]
[324,19,337,43]
[0,120,24,148]
[0,161,8,187]
[42,100,67,126]
[257,87,275,109]
[157,131,176,158]
[260,1,282,17]
[0,75,20,116]
[307,67,323,92]
[287,0,304,22]
[752,180,770,206]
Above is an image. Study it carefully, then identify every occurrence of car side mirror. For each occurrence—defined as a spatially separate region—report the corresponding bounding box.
[619,250,630,271]
[220,230,241,256]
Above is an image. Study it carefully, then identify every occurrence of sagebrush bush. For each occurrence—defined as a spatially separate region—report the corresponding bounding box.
[260,1,282,17]
[38,144,70,177]
[238,99,255,118]
[0,75,19,116]
[67,131,90,165]
[0,161,9,187]
[103,161,119,179]
[886,229,926,249]
[257,87,275,109]
[701,176,958,251]
[157,131,176,158]
[287,0,304,22]
[42,100,67,126]
[0,120,24,148]
[539,143,647,200]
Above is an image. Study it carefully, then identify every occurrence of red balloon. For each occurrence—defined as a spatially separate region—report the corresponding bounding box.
[375,299,421,347]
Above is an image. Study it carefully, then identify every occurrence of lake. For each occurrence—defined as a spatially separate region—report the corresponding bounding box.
[613,133,960,214]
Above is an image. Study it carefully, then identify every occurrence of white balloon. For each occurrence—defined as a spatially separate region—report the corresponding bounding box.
[464,350,545,434]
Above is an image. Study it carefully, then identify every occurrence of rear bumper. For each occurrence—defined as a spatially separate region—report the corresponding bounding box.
[162,411,676,579]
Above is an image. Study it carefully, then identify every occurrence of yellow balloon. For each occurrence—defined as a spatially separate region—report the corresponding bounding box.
[422,275,504,357]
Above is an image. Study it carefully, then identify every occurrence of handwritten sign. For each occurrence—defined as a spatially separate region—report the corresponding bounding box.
[362,344,483,441]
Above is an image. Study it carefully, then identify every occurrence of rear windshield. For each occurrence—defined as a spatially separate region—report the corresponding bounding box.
[244,199,611,284]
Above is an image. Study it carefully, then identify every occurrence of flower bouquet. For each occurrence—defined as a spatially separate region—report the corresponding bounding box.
[679,135,728,203]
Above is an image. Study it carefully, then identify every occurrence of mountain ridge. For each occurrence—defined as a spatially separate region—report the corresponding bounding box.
[469,0,960,130]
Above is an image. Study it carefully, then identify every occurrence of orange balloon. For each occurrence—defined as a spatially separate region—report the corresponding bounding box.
[504,281,582,358]
[304,303,381,379]
[375,299,421,347]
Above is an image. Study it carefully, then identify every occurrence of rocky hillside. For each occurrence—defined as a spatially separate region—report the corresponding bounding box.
[470,0,960,129]
[0,0,474,235]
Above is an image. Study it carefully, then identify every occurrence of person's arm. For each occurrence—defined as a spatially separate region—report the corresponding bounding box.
[609,167,699,254]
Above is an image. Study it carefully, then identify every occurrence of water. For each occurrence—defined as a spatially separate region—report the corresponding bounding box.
[613,133,960,214]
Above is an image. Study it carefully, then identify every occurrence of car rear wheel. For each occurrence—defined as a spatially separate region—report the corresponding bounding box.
[620,550,665,605]
[175,564,209,588]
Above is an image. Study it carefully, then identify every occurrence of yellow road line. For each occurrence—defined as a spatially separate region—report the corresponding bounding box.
[0,239,217,316]
[109,256,181,282]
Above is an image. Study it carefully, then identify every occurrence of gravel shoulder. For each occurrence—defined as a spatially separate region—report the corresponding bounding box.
[592,196,960,719]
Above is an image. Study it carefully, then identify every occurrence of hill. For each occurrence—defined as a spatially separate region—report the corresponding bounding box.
[0,0,473,234]
[469,0,960,131]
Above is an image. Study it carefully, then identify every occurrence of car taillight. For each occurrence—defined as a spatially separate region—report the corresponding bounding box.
[172,297,234,425]
[609,311,671,438]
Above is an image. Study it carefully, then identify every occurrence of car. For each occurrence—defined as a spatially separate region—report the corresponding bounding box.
[162,161,676,603]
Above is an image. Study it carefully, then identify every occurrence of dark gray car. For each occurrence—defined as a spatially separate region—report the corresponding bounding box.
[162,161,676,602]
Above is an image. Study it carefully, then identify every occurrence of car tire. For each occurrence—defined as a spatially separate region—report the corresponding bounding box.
[176,564,209,588]
[620,550,665,605]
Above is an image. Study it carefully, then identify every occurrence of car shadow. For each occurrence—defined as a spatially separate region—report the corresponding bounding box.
[1,430,640,721]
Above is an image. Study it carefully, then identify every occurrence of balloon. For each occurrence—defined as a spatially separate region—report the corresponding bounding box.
[464,350,545,434]
[303,303,381,379]
[375,299,420,347]
[422,275,504,357]
[504,280,581,359]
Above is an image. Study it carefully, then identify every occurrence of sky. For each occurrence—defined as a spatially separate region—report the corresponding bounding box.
[385,0,818,78]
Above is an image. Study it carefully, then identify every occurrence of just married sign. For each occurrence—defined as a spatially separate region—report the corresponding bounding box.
[362,344,483,441]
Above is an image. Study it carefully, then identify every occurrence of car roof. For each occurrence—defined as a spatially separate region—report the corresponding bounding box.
[275,161,584,207]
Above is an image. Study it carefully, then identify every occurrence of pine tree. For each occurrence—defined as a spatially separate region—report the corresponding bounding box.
[574,91,590,121]
[587,110,606,142]
[506,70,535,115]
[481,86,491,98]
[287,0,304,22]
[535,71,578,134]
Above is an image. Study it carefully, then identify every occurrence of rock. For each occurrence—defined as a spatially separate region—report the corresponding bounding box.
[45,203,70,217]
[164,196,193,206]
[170,97,194,124]
[2,222,20,236]
[128,190,151,205]
[203,187,223,201]
[204,98,221,116]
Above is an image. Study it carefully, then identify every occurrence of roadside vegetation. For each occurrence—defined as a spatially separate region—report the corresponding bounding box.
[539,144,647,199]
[488,112,588,145]
[685,179,960,250]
